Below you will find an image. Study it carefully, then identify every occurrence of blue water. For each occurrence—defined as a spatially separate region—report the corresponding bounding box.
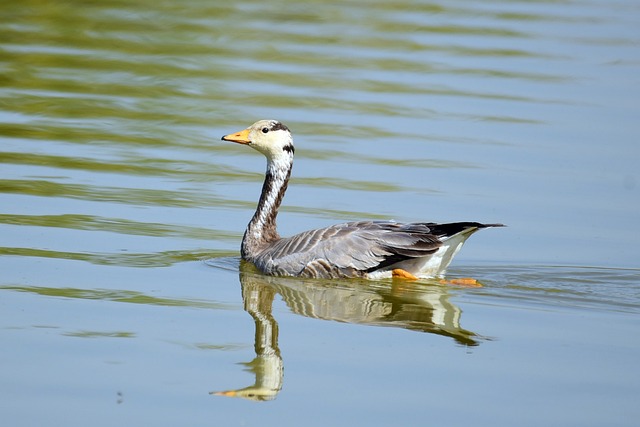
[1,0,639,426]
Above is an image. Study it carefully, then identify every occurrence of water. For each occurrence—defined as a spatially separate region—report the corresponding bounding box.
[1,0,639,425]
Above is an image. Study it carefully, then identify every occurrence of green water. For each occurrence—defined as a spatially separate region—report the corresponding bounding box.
[1,1,639,426]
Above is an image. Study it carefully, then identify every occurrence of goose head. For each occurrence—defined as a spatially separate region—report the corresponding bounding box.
[222,120,294,163]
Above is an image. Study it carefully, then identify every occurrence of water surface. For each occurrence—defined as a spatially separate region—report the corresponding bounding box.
[1,0,639,426]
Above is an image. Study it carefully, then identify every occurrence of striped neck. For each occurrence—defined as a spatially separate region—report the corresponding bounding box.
[241,155,292,259]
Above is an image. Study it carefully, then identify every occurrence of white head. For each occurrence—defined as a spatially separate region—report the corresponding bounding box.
[222,120,294,167]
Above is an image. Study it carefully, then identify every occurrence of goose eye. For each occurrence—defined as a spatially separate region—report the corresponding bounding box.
[261,127,269,134]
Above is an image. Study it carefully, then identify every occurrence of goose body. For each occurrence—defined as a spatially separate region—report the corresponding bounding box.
[222,120,502,280]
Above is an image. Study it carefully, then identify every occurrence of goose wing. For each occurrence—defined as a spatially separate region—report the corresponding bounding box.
[256,221,467,277]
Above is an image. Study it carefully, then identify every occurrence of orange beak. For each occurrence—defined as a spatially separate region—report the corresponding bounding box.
[211,390,237,397]
[221,128,251,144]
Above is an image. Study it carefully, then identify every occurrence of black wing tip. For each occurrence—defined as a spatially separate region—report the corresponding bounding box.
[480,223,506,228]
[421,222,505,239]
[449,222,506,229]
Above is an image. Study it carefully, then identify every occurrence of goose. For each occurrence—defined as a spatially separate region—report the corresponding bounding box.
[222,119,503,280]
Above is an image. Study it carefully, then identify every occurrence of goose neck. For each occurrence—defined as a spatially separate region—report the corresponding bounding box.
[241,160,292,258]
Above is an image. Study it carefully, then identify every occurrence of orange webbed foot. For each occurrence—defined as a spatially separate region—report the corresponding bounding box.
[439,277,483,288]
[392,269,419,281]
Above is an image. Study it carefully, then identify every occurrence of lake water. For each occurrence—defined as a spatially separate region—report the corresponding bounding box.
[1,0,639,426]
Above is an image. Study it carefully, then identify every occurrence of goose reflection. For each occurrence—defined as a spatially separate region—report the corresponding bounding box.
[212,260,480,401]
[211,271,283,401]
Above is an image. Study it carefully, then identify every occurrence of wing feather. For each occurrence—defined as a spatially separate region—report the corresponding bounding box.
[254,221,449,277]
